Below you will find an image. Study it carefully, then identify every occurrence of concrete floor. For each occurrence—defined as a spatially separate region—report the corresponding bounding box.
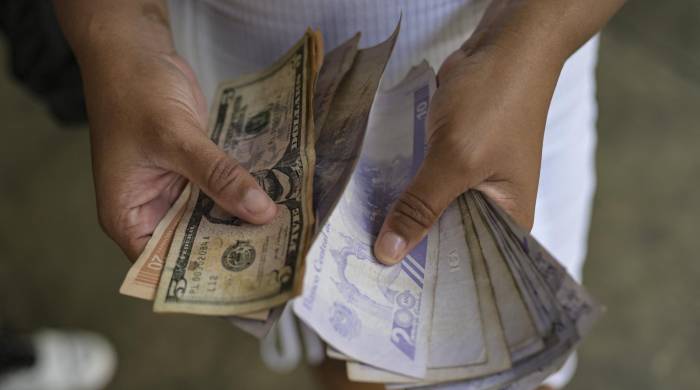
[1,1,699,389]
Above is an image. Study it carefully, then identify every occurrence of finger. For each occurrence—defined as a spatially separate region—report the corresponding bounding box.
[121,175,187,261]
[373,155,468,265]
[100,173,187,262]
[117,196,173,261]
[169,132,277,224]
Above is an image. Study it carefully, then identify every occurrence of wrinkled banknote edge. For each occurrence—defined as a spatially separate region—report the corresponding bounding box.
[292,27,323,297]
[414,352,568,390]
[404,331,574,390]
[466,196,545,361]
[347,361,413,383]
[467,194,557,337]
[473,192,603,337]
[392,290,577,388]
[473,194,581,353]
[387,192,596,390]
[468,193,571,351]
[313,33,361,140]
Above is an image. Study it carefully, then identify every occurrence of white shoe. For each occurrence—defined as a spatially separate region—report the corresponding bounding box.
[542,352,577,390]
[0,330,116,390]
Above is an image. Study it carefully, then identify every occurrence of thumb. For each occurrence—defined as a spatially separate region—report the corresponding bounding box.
[170,131,277,224]
[373,155,469,265]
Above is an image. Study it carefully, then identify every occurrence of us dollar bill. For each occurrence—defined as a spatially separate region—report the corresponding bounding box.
[117,184,270,321]
[120,30,354,305]
[153,30,323,315]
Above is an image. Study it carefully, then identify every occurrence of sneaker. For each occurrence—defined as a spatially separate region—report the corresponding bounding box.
[0,330,116,390]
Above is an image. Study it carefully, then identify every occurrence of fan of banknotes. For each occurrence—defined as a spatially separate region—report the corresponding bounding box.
[118,23,602,389]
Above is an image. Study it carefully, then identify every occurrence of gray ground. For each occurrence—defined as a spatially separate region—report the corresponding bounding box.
[1,1,698,389]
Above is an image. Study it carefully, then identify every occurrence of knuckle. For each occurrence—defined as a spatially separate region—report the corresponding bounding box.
[391,191,439,232]
[206,156,245,195]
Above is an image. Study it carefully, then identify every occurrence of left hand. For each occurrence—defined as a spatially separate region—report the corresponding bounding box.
[373,42,562,265]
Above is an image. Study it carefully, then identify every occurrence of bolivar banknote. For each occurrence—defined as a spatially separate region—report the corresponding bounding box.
[372,192,600,390]
[401,192,601,390]
[347,191,512,385]
[294,61,438,378]
[153,30,323,315]
[343,201,489,383]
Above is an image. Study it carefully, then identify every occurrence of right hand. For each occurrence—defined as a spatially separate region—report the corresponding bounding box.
[81,50,277,260]
[373,43,556,265]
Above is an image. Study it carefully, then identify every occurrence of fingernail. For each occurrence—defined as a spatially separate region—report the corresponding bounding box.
[376,232,407,264]
[242,188,273,215]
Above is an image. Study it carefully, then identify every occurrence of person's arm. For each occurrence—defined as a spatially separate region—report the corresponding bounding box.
[374,0,625,264]
[52,0,276,260]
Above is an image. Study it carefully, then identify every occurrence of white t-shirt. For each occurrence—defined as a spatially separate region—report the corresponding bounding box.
[166,0,599,285]
[168,0,490,98]
[166,1,599,387]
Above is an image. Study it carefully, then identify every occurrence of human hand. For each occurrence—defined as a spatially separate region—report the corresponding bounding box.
[373,43,562,265]
[82,51,277,260]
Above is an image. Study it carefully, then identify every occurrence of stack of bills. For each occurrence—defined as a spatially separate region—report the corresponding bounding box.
[118,24,602,389]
